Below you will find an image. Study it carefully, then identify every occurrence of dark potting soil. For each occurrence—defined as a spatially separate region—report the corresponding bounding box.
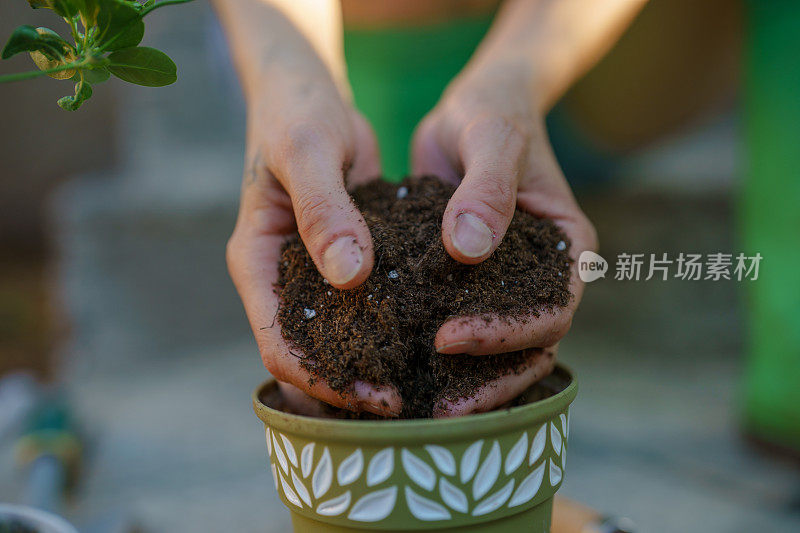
[276,177,572,418]
[260,364,572,421]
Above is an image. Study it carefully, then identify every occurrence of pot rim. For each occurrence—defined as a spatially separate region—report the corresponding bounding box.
[0,504,78,533]
[252,364,576,444]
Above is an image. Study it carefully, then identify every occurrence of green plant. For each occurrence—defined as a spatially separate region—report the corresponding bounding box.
[0,0,193,110]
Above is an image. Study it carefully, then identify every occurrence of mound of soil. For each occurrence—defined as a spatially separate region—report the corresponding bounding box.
[276,177,571,418]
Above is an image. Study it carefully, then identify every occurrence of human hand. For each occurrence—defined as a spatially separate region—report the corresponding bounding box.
[412,69,597,417]
[226,70,401,417]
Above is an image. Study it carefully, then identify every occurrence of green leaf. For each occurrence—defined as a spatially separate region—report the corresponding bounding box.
[2,26,40,60]
[110,19,144,50]
[2,25,71,61]
[58,81,93,111]
[72,66,110,84]
[107,46,176,86]
[33,27,74,58]
[27,0,78,17]
[95,0,144,50]
[30,51,77,79]
[73,0,101,26]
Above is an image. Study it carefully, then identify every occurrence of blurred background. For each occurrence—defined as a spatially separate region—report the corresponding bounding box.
[1,0,798,532]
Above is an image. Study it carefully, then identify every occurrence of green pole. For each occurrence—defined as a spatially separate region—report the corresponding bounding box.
[741,0,800,451]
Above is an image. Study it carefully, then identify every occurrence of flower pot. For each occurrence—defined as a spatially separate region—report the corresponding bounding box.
[0,504,78,533]
[252,365,577,532]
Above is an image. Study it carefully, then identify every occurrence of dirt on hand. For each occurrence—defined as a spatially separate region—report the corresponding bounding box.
[276,176,572,418]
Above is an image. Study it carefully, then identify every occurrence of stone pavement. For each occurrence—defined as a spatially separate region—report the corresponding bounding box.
[2,2,798,532]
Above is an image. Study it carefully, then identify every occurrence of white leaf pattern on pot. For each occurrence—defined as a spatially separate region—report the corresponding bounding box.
[280,434,298,467]
[529,425,546,465]
[504,432,528,475]
[439,477,468,513]
[270,463,278,490]
[337,449,364,486]
[279,472,302,507]
[472,479,515,517]
[402,449,436,491]
[549,458,562,486]
[405,487,452,521]
[508,461,545,508]
[460,440,483,484]
[272,432,288,474]
[566,409,570,438]
[317,491,351,516]
[291,468,312,507]
[348,487,398,522]
[367,447,394,487]
[265,424,571,522]
[425,445,456,476]
[472,441,501,500]
[301,443,315,478]
[551,422,562,456]
[312,447,332,499]
[472,441,502,500]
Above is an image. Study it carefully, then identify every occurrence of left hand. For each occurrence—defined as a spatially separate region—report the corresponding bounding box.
[411,68,597,417]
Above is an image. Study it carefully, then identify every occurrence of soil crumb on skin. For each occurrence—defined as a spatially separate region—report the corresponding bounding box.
[276,176,572,418]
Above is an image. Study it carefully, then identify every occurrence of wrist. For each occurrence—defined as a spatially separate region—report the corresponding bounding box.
[444,55,546,120]
[244,52,348,111]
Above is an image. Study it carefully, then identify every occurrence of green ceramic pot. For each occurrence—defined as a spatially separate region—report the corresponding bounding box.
[252,366,577,532]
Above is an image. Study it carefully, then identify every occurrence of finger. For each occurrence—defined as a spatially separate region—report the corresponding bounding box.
[278,382,334,417]
[436,121,597,355]
[278,381,401,419]
[441,116,526,264]
[434,210,595,355]
[277,356,402,417]
[345,112,382,189]
[433,347,557,418]
[228,230,400,417]
[270,122,374,289]
[410,115,461,184]
[228,177,400,417]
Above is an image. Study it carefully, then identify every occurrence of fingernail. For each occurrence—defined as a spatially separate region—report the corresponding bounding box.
[451,213,493,258]
[323,236,363,285]
[436,340,479,354]
[364,401,400,418]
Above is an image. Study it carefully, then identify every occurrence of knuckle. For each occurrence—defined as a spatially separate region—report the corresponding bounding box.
[279,121,336,162]
[471,177,516,220]
[539,315,573,346]
[554,316,573,340]
[584,218,600,252]
[573,211,599,252]
[294,191,334,244]
[464,113,529,145]
[261,354,286,382]
[225,228,246,276]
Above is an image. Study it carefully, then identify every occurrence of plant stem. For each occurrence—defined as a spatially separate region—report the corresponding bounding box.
[0,61,86,84]
[141,0,195,17]
[67,16,81,49]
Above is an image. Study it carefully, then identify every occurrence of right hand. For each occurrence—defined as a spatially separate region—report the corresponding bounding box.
[225,72,401,417]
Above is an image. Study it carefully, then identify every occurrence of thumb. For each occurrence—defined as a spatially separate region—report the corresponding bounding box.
[442,116,526,264]
[278,126,375,289]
